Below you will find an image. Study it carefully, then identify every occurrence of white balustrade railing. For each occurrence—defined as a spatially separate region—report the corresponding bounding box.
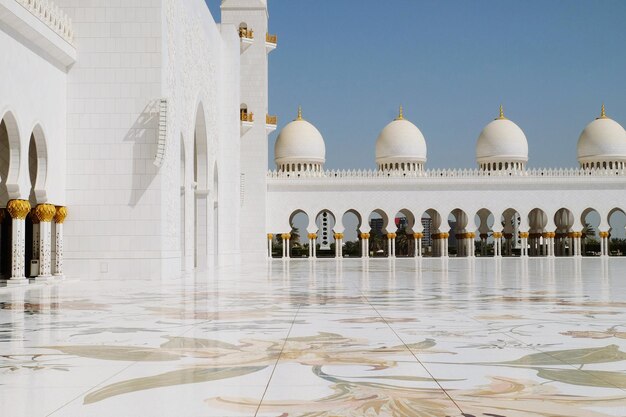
[15,0,73,43]
[268,167,626,181]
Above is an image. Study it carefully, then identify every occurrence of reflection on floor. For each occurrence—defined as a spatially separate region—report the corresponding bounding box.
[1,258,626,417]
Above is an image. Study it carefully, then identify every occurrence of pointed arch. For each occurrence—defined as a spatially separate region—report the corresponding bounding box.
[26,124,48,204]
[0,110,21,201]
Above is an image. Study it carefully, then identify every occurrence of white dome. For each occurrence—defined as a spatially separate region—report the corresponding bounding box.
[577,109,626,165]
[274,110,325,169]
[375,114,427,167]
[476,109,528,167]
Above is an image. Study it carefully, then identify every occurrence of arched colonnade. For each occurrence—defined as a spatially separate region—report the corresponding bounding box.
[0,109,66,286]
[270,206,623,259]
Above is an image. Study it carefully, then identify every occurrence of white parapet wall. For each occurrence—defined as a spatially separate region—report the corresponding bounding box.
[266,168,626,233]
[13,0,73,43]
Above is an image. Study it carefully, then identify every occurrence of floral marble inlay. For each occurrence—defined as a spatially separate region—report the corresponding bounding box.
[1,258,626,416]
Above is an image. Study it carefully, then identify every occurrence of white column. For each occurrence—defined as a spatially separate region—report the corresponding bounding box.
[417,236,422,257]
[32,204,56,281]
[600,233,609,257]
[37,221,53,280]
[493,234,501,258]
[268,234,273,258]
[286,238,291,258]
[281,235,287,258]
[413,237,418,257]
[360,237,364,257]
[6,200,30,286]
[520,234,528,257]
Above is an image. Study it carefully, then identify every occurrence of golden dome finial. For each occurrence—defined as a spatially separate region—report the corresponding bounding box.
[296,105,303,121]
[497,104,506,120]
[396,105,404,120]
[600,103,607,119]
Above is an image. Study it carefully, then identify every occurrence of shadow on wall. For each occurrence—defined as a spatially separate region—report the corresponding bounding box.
[126,100,160,207]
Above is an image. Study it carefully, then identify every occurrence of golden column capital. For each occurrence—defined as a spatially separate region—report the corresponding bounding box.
[7,199,31,219]
[519,232,529,239]
[307,233,317,240]
[492,232,503,239]
[267,233,274,240]
[413,232,423,239]
[599,231,609,238]
[35,204,57,223]
[386,232,397,239]
[360,232,370,239]
[54,206,68,224]
[281,233,291,240]
[334,233,344,240]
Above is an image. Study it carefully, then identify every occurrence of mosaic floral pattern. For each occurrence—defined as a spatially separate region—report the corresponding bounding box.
[1,258,626,416]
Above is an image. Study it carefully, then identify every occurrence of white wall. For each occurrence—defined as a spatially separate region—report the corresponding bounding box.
[267,174,626,235]
[160,0,240,278]
[0,18,67,206]
[58,0,165,279]
[222,1,270,260]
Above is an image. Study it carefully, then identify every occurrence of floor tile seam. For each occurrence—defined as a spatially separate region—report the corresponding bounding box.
[452,305,626,393]
[354,288,465,415]
[254,303,302,417]
[45,360,138,417]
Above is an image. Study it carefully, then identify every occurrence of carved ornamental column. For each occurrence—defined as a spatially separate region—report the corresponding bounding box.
[267,234,273,259]
[6,199,30,285]
[34,204,56,281]
[308,233,317,258]
[413,233,423,257]
[360,233,369,258]
[334,233,344,258]
[281,233,291,258]
[599,231,609,257]
[492,232,502,257]
[519,232,529,257]
[386,233,396,258]
[54,206,67,277]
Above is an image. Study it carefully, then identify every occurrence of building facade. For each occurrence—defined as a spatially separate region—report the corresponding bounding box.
[268,105,626,260]
[0,0,277,285]
[1,0,625,288]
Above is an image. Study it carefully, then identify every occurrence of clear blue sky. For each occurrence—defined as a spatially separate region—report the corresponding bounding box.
[208,0,626,170]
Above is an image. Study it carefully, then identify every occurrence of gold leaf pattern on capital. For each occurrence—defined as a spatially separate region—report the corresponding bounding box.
[35,204,57,223]
[54,206,68,224]
[7,199,31,219]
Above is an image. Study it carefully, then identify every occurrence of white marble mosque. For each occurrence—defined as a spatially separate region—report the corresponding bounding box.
[2,0,626,416]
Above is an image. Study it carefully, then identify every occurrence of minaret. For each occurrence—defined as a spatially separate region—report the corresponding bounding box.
[221,0,274,258]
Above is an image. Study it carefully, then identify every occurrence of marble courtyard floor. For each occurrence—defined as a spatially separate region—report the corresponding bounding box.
[1,258,626,417]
